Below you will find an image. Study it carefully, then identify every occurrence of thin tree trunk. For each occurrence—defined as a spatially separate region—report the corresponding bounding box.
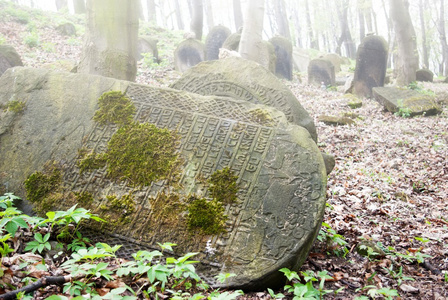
[190,0,203,40]
[358,0,366,41]
[273,0,291,40]
[174,0,184,30]
[73,0,86,14]
[239,0,264,62]
[437,0,448,76]
[291,2,302,47]
[204,0,214,31]
[419,0,429,68]
[233,0,243,31]
[304,0,317,49]
[147,0,157,25]
[336,0,355,58]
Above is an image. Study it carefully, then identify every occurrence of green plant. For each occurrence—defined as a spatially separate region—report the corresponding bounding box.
[317,222,348,257]
[279,268,333,299]
[215,273,237,284]
[24,232,51,253]
[23,31,39,48]
[383,264,414,286]
[356,285,399,300]
[0,33,5,45]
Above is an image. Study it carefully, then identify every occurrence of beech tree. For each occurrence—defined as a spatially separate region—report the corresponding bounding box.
[335,0,356,58]
[73,0,85,14]
[190,0,203,40]
[273,0,291,40]
[147,0,156,25]
[78,0,139,81]
[238,0,264,62]
[390,0,419,85]
[437,0,448,76]
[233,0,243,31]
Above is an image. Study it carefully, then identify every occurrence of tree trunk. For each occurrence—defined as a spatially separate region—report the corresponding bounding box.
[273,0,291,40]
[304,0,318,49]
[174,0,184,30]
[73,0,86,14]
[233,0,243,31]
[55,0,68,11]
[190,0,203,40]
[437,0,448,76]
[336,0,355,58]
[390,0,419,85]
[291,2,302,47]
[381,0,393,68]
[419,0,429,68]
[204,0,214,31]
[78,0,139,81]
[358,0,366,41]
[147,0,157,25]
[239,0,264,62]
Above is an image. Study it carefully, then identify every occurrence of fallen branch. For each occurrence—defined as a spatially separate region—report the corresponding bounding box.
[0,275,75,300]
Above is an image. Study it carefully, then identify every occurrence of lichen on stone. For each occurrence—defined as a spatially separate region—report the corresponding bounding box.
[93,91,136,126]
[2,100,26,113]
[247,108,274,125]
[76,148,107,174]
[208,166,238,204]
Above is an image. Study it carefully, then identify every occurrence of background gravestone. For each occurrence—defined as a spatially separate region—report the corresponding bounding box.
[170,56,317,142]
[0,45,23,76]
[350,35,388,98]
[0,67,327,290]
[205,25,231,60]
[323,53,343,73]
[137,36,159,62]
[56,22,76,36]
[259,40,277,74]
[307,58,335,87]
[416,69,433,82]
[269,36,293,80]
[174,38,205,72]
[222,32,241,51]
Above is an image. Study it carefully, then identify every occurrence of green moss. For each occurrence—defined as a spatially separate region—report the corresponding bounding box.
[73,191,94,205]
[186,196,227,235]
[107,193,135,217]
[105,122,181,186]
[208,167,238,204]
[23,162,62,214]
[248,108,274,125]
[3,100,26,113]
[93,91,136,126]
[77,148,107,174]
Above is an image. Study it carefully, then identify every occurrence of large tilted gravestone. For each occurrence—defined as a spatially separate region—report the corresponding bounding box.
[349,35,388,98]
[372,87,442,116]
[170,57,317,142]
[269,36,293,80]
[205,25,231,61]
[0,45,23,76]
[0,67,327,290]
[307,58,335,87]
[174,38,205,72]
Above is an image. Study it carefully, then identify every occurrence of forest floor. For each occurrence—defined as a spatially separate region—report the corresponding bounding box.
[1,3,448,299]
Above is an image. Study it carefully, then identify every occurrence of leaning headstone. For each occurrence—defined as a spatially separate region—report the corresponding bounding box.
[259,40,277,74]
[174,38,205,72]
[269,36,293,80]
[205,25,231,60]
[416,69,434,82]
[372,87,442,116]
[0,45,23,76]
[307,58,335,87]
[170,56,317,142]
[221,33,241,51]
[323,53,343,73]
[0,67,327,290]
[56,22,76,36]
[137,36,159,62]
[350,35,388,98]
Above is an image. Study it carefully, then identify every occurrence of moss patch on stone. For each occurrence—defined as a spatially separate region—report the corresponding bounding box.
[3,100,26,113]
[186,196,227,235]
[105,121,181,186]
[93,91,136,126]
[73,191,94,205]
[77,148,107,174]
[208,166,238,204]
[248,108,274,125]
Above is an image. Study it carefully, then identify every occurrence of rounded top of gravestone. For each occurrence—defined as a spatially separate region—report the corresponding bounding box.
[222,33,241,51]
[323,53,343,73]
[269,36,293,53]
[174,39,205,72]
[170,56,317,142]
[416,68,434,82]
[205,25,231,61]
[360,35,388,52]
[0,45,23,76]
[56,22,76,36]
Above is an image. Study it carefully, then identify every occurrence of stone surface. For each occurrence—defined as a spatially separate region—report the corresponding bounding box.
[269,36,293,80]
[0,45,23,76]
[174,38,205,72]
[307,58,335,87]
[323,53,343,73]
[0,67,327,290]
[205,25,231,61]
[221,33,241,51]
[56,22,76,36]
[416,69,434,82]
[351,35,388,98]
[293,48,310,72]
[372,87,442,116]
[318,115,355,126]
[170,57,317,142]
[137,36,159,62]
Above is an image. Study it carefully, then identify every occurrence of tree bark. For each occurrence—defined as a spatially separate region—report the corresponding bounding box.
[55,0,68,11]
[78,0,139,81]
[73,0,86,14]
[419,0,429,68]
[204,0,214,31]
[147,0,157,25]
[358,0,366,41]
[233,0,243,31]
[273,0,291,40]
[291,2,302,47]
[390,0,419,85]
[437,0,448,76]
[239,0,264,62]
[335,0,356,58]
[304,0,318,49]
[174,0,184,30]
[190,0,203,40]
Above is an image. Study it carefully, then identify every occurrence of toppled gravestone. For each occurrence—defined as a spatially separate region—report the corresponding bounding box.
[307,58,335,87]
[372,87,442,116]
[0,45,23,76]
[269,36,293,80]
[349,35,388,98]
[174,38,205,72]
[0,67,327,290]
[205,25,231,60]
[170,57,317,142]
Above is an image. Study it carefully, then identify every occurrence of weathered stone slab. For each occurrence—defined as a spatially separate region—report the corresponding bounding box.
[170,57,317,142]
[0,67,327,290]
[269,36,293,80]
[350,35,388,98]
[372,87,442,116]
[174,38,205,72]
[416,69,433,82]
[318,115,355,126]
[222,32,241,51]
[307,58,335,87]
[205,25,231,61]
[0,45,23,76]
